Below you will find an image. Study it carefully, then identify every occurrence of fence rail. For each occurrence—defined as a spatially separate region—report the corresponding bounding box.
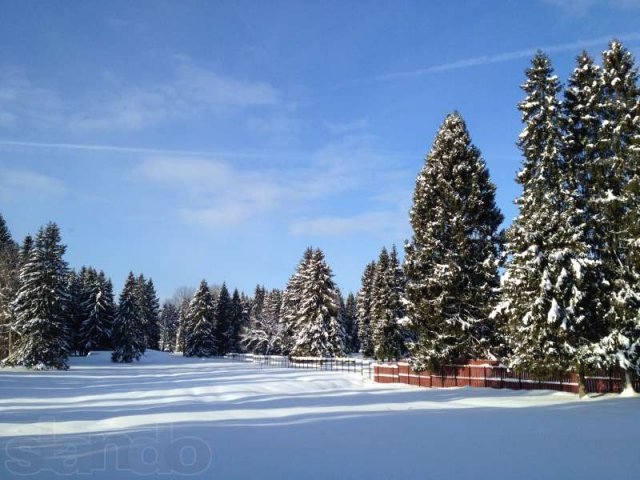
[224,353,374,378]
[216,353,638,394]
[373,362,640,394]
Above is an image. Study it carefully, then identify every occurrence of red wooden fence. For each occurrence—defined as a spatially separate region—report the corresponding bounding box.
[373,361,639,394]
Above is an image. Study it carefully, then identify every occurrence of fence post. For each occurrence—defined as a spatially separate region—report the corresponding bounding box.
[483,367,487,388]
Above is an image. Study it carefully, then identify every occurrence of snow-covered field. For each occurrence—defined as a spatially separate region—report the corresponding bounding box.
[0,352,638,479]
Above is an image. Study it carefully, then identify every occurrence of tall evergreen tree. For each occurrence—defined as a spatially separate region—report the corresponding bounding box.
[342,292,359,353]
[175,297,190,353]
[171,286,194,353]
[65,269,86,354]
[227,289,244,353]
[79,271,115,353]
[496,53,597,380]
[244,285,266,353]
[561,52,610,394]
[215,283,232,354]
[135,275,160,350]
[593,41,640,389]
[0,214,19,360]
[405,112,503,371]
[371,246,405,360]
[111,272,146,363]
[6,235,33,359]
[159,301,179,352]
[280,248,314,354]
[146,279,161,349]
[242,288,283,354]
[8,223,70,369]
[184,280,217,357]
[292,249,344,357]
[356,261,376,357]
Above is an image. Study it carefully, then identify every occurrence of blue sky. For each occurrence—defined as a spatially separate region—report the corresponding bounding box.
[1,0,639,299]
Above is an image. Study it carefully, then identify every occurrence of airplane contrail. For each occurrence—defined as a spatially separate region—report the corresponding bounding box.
[352,31,640,84]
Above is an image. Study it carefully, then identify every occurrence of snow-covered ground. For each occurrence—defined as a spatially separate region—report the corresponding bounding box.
[0,351,638,479]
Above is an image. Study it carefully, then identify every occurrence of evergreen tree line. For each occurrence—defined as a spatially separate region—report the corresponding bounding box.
[0,219,162,368]
[168,280,249,358]
[395,40,640,395]
[242,248,356,357]
[162,248,358,360]
[356,246,409,360]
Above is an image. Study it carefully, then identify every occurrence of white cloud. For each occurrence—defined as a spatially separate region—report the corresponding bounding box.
[136,157,285,230]
[134,135,413,233]
[67,61,279,131]
[324,118,369,135]
[179,204,255,229]
[0,68,64,129]
[247,114,300,145]
[0,60,280,132]
[289,211,405,237]
[138,157,236,191]
[0,169,67,200]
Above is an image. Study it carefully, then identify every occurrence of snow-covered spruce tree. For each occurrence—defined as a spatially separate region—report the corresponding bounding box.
[560,51,611,394]
[371,247,405,360]
[0,214,19,360]
[405,112,503,371]
[242,288,283,354]
[175,296,190,353]
[79,271,115,353]
[3,235,33,362]
[135,275,160,350]
[337,294,347,348]
[496,53,599,381]
[134,274,147,342]
[593,41,640,390]
[184,280,218,357]
[215,283,232,354]
[146,279,161,349]
[75,267,99,353]
[342,292,359,353]
[0,214,14,251]
[159,301,179,352]
[280,248,314,354]
[8,223,70,369]
[240,292,252,331]
[356,261,376,357]
[292,249,344,357]
[64,269,85,355]
[227,288,244,353]
[111,272,146,363]
[171,286,195,353]
[242,285,266,353]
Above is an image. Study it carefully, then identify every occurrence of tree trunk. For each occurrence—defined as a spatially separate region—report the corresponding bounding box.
[577,365,587,398]
[623,369,635,393]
